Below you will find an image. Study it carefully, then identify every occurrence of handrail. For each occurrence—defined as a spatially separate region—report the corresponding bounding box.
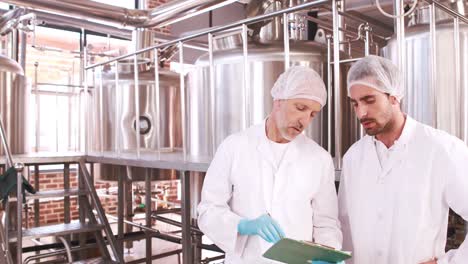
[85,0,331,70]
[78,160,124,263]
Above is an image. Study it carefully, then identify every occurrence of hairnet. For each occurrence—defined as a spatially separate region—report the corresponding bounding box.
[347,55,404,101]
[271,66,327,107]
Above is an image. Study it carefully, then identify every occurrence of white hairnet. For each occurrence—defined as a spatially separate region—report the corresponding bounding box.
[271,66,327,107]
[347,55,404,101]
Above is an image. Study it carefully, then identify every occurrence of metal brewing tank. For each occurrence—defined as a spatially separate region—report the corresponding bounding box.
[187,41,328,159]
[90,61,182,181]
[383,4,468,141]
[0,31,29,157]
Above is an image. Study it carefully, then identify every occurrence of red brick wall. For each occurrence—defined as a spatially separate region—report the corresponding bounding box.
[26,170,179,227]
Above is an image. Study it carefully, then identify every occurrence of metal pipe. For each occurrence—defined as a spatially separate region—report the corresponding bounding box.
[179,42,187,159]
[154,49,161,155]
[424,0,468,24]
[117,170,124,258]
[208,33,216,156]
[332,0,342,169]
[395,0,406,89]
[4,0,237,28]
[430,3,437,128]
[242,24,250,129]
[16,163,25,264]
[326,35,332,153]
[181,171,192,264]
[454,17,462,141]
[330,57,362,64]
[152,214,203,234]
[0,117,13,167]
[134,55,141,158]
[145,173,152,264]
[86,0,331,70]
[99,66,104,155]
[115,61,121,155]
[283,13,290,70]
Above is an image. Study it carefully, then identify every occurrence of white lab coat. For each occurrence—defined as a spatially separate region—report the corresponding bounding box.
[339,116,468,264]
[198,123,342,264]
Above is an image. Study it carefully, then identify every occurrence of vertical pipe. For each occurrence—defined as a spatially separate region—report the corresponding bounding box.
[82,29,88,155]
[360,24,371,138]
[326,35,332,153]
[55,81,59,152]
[63,163,71,243]
[64,164,70,224]
[430,4,437,128]
[283,13,290,70]
[33,165,39,228]
[181,171,192,264]
[16,163,24,264]
[395,0,406,94]
[332,0,342,169]
[145,173,151,264]
[34,62,40,152]
[208,34,216,155]
[34,164,39,262]
[115,61,120,155]
[154,48,161,155]
[364,24,370,56]
[133,54,141,158]
[454,17,462,141]
[179,42,187,159]
[117,170,124,258]
[99,66,104,155]
[242,24,250,129]
[0,118,13,167]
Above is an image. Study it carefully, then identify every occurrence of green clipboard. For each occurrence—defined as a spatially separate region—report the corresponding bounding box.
[263,238,352,264]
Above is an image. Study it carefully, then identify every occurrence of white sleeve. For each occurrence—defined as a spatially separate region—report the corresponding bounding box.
[438,140,468,264]
[338,156,354,263]
[197,137,246,255]
[312,156,343,250]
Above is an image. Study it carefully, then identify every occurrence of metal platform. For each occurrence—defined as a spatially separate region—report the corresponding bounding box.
[9,222,104,242]
[0,151,211,172]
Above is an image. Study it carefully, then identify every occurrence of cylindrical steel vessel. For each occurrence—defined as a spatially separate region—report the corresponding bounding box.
[89,63,182,181]
[383,7,468,141]
[0,31,29,156]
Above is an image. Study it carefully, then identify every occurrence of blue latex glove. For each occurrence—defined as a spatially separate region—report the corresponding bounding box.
[237,214,285,243]
[309,261,345,264]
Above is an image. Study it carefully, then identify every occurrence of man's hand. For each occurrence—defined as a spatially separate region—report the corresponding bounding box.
[237,214,285,243]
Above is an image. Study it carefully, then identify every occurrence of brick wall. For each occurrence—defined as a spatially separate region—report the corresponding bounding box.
[26,169,179,227]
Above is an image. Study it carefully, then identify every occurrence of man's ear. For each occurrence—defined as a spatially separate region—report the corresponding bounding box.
[389,95,400,105]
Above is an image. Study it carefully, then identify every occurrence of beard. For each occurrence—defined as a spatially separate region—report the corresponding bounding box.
[360,107,394,136]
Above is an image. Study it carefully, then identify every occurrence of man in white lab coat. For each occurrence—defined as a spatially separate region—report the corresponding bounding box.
[339,55,468,264]
[197,66,343,264]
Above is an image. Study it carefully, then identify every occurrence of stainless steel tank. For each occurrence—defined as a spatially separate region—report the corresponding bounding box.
[0,30,29,157]
[383,4,468,141]
[187,41,328,159]
[89,61,182,181]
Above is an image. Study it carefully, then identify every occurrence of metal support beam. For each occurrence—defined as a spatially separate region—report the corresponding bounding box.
[181,171,192,263]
